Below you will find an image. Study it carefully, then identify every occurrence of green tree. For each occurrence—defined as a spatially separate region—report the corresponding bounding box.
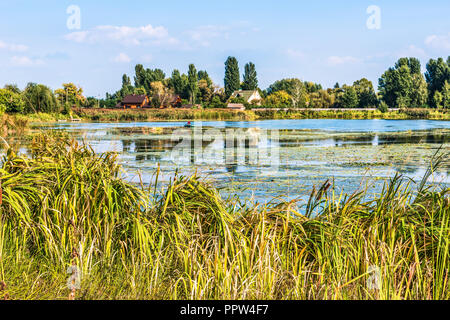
[340,86,359,108]
[304,81,323,93]
[224,56,240,98]
[169,69,186,97]
[442,80,450,109]
[242,62,258,90]
[198,79,213,103]
[425,57,450,106]
[0,88,24,113]
[55,83,85,107]
[134,64,166,93]
[118,74,134,99]
[267,78,307,107]
[265,91,292,107]
[23,83,58,113]
[198,70,213,88]
[434,91,443,109]
[353,78,377,108]
[187,64,198,104]
[309,89,335,108]
[379,57,428,108]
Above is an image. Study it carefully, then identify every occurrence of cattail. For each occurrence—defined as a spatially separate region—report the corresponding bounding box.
[0,281,9,300]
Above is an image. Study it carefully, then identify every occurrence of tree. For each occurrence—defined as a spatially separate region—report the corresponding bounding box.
[442,80,450,109]
[198,70,213,88]
[340,86,358,108]
[265,91,292,107]
[23,83,58,113]
[55,83,85,106]
[224,56,240,98]
[304,81,322,93]
[0,88,24,113]
[267,78,307,107]
[379,57,428,108]
[3,84,21,94]
[149,81,174,108]
[198,79,213,103]
[169,69,187,98]
[134,64,166,93]
[309,90,335,108]
[187,64,198,104]
[425,57,450,106]
[118,74,134,99]
[134,87,147,95]
[242,62,258,90]
[353,78,377,108]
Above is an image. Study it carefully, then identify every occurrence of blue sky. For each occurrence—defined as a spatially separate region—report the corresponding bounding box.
[0,0,449,97]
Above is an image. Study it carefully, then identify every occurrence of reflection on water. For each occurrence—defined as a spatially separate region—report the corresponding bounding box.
[20,119,450,203]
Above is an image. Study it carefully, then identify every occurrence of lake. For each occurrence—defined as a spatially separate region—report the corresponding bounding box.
[31,119,449,204]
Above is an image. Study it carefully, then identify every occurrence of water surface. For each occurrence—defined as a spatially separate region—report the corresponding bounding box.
[29,119,450,204]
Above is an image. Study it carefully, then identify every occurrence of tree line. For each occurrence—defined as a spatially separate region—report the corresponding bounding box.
[0,82,85,115]
[1,56,449,115]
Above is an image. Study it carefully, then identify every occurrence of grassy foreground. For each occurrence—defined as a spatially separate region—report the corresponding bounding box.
[0,134,448,300]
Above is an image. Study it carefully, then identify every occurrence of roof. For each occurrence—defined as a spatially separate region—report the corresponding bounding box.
[122,94,147,104]
[231,90,259,101]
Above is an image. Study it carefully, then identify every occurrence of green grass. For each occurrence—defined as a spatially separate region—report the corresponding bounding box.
[74,108,255,122]
[253,108,450,120]
[3,108,449,124]
[0,133,448,300]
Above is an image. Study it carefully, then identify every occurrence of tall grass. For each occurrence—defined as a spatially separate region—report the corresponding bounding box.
[74,108,255,122]
[0,133,448,300]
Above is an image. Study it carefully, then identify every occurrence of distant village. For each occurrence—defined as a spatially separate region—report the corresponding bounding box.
[116,89,262,111]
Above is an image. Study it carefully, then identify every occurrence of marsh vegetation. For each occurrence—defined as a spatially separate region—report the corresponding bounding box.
[0,132,448,300]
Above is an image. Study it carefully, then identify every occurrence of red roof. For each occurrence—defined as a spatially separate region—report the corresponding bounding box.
[122,94,147,104]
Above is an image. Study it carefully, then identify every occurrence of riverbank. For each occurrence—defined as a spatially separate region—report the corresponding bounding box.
[0,133,448,300]
[73,107,450,122]
[2,108,449,124]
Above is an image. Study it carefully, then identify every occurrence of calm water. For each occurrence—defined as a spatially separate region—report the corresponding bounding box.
[31,119,449,204]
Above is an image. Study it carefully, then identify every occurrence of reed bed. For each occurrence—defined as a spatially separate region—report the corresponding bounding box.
[74,108,254,122]
[0,133,448,300]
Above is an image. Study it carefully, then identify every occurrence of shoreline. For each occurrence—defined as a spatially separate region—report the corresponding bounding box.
[2,108,449,126]
[66,107,450,122]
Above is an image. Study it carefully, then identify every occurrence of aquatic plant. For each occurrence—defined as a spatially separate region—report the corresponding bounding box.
[0,133,448,300]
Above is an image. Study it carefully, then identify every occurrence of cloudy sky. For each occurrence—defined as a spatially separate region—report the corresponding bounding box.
[0,0,449,97]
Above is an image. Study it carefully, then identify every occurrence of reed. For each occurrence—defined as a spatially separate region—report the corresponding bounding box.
[0,133,448,300]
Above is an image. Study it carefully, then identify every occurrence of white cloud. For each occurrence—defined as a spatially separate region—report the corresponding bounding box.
[425,33,450,51]
[65,24,176,46]
[0,40,28,52]
[10,56,44,67]
[112,53,131,63]
[327,56,361,66]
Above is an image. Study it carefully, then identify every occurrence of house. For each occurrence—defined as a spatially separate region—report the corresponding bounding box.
[230,90,262,105]
[119,94,150,109]
[227,103,245,111]
[170,95,183,108]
